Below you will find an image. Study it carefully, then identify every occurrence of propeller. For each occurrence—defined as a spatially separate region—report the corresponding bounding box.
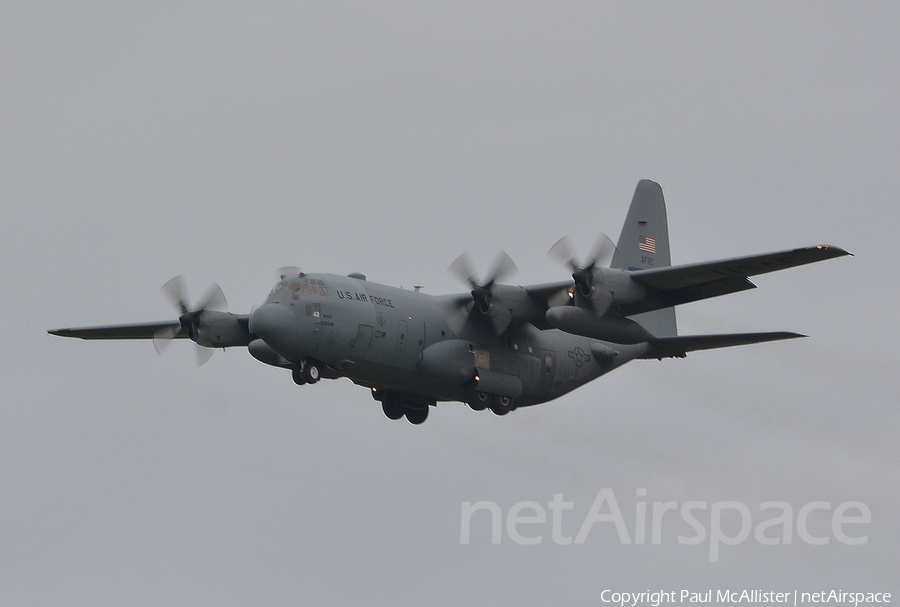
[447,251,518,334]
[153,275,228,365]
[548,233,616,314]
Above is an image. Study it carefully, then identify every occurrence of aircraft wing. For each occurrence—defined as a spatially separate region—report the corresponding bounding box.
[516,281,572,328]
[524,280,574,302]
[49,321,186,340]
[639,331,805,359]
[440,281,573,332]
[438,281,573,310]
[620,245,850,316]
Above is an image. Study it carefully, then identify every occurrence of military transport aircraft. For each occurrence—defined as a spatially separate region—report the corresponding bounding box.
[49,180,850,424]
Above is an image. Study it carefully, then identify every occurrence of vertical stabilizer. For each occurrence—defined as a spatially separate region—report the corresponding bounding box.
[611,180,671,270]
[611,180,677,337]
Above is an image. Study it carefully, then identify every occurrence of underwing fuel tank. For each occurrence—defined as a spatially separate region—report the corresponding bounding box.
[545,306,655,344]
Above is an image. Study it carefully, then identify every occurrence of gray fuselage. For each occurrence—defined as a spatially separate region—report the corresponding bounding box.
[249,273,645,407]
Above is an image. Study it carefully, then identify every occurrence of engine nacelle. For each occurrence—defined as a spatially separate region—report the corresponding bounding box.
[194,311,253,348]
[592,267,645,305]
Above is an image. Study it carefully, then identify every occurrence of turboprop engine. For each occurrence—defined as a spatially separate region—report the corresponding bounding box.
[583,266,646,313]
[154,275,252,365]
[548,234,645,315]
[190,310,252,348]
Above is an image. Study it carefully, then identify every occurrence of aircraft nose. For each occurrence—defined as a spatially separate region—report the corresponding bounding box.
[249,303,298,351]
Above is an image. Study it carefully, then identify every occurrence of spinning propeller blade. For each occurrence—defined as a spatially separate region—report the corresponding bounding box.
[447,251,518,335]
[156,275,226,366]
[549,233,617,315]
[160,274,190,315]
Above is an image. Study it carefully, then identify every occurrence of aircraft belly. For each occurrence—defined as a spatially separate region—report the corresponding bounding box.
[344,357,464,402]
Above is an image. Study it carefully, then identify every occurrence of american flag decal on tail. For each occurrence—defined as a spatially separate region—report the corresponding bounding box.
[638,235,656,254]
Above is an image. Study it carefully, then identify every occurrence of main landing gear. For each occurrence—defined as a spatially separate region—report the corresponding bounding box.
[291,359,323,385]
[466,388,516,416]
[489,394,515,416]
[376,390,431,425]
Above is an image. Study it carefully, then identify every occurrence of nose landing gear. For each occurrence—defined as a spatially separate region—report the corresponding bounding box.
[291,359,323,385]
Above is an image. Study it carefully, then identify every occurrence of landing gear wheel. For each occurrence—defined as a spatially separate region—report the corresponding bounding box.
[382,397,403,420]
[489,395,514,416]
[467,390,490,411]
[405,406,428,425]
[291,365,307,386]
[303,360,321,384]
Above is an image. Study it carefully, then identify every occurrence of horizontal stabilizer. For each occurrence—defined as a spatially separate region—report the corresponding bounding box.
[639,331,805,359]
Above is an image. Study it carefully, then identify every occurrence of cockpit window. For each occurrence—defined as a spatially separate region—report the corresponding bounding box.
[271,278,330,297]
[295,278,329,297]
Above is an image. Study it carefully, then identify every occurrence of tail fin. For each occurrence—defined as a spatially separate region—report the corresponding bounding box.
[611,180,677,337]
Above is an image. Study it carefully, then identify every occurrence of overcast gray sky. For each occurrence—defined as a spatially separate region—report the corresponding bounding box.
[2,3,898,605]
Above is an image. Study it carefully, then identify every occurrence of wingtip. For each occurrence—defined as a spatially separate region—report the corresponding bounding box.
[767,331,806,341]
[814,244,852,257]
